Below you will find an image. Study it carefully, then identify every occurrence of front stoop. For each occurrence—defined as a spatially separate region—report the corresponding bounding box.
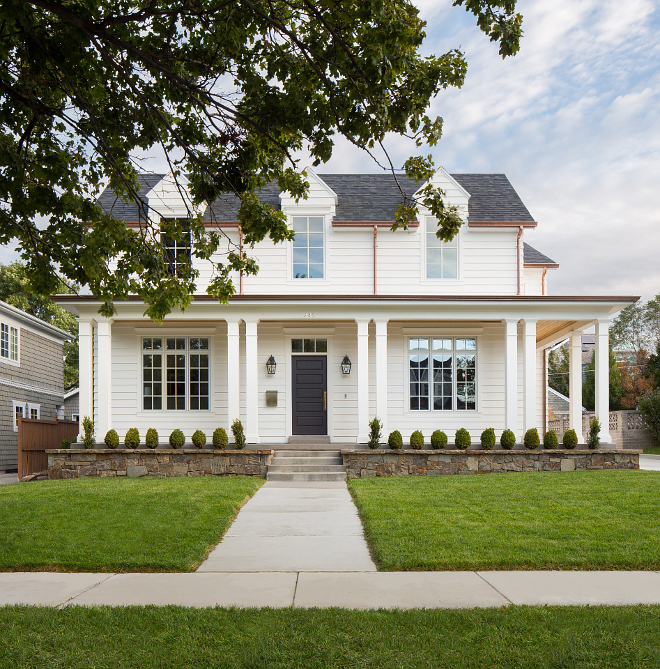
[267,449,347,482]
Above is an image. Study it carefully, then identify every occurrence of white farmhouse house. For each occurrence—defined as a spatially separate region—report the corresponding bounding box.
[55,169,635,446]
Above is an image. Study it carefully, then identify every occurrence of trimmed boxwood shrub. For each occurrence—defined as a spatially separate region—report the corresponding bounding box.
[212,427,228,449]
[563,428,578,450]
[480,427,496,450]
[145,428,158,449]
[192,429,206,449]
[430,430,447,449]
[104,429,119,449]
[543,429,559,449]
[231,419,246,449]
[124,428,140,449]
[409,430,424,450]
[454,428,471,450]
[169,429,185,449]
[524,428,540,450]
[500,429,516,450]
[59,439,72,449]
[388,430,403,450]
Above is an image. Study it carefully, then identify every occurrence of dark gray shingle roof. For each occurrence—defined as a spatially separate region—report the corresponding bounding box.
[523,243,557,266]
[96,172,536,224]
[97,174,164,221]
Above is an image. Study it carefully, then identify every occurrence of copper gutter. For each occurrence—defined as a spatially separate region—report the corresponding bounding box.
[332,221,419,228]
[517,226,523,295]
[373,225,378,295]
[469,221,537,228]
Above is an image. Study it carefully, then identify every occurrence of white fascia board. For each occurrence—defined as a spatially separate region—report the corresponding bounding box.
[280,167,338,215]
[64,388,79,400]
[415,166,471,200]
[0,300,72,342]
[415,167,470,222]
[145,171,206,221]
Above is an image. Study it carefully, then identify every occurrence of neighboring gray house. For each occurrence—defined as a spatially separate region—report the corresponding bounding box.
[63,388,79,422]
[0,301,71,473]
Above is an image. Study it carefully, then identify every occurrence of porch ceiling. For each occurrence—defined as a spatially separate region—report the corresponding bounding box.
[536,320,578,344]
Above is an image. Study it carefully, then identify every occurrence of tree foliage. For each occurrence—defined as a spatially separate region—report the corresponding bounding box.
[610,296,660,354]
[618,349,656,410]
[548,345,569,398]
[1,0,522,319]
[0,261,78,389]
[582,347,622,412]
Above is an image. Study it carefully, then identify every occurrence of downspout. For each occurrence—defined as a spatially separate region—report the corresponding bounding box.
[238,225,244,295]
[516,226,523,295]
[543,348,548,435]
[542,267,547,296]
[373,225,378,295]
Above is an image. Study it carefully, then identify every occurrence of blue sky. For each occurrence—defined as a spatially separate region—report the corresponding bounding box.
[319,0,660,300]
[2,0,658,301]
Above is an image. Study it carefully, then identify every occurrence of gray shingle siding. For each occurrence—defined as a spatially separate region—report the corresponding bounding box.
[0,329,64,393]
[97,172,536,225]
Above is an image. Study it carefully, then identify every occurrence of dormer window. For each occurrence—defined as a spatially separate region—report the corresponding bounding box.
[426,217,458,279]
[160,219,191,276]
[292,216,324,279]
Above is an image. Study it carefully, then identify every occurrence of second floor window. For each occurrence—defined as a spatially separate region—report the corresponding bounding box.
[161,219,191,276]
[292,216,324,278]
[1,323,18,361]
[426,217,458,279]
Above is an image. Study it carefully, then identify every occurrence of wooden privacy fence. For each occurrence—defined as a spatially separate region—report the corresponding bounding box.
[17,416,79,479]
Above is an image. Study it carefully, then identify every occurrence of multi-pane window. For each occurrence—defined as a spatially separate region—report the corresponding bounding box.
[292,216,324,278]
[30,407,39,420]
[1,324,18,361]
[142,338,163,410]
[409,338,476,411]
[426,217,458,279]
[291,338,327,353]
[161,219,191,276]
[142,337,209,411]
[13,402,24,431]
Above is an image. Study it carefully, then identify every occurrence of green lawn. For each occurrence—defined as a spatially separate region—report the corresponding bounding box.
[349,470,660,571]
[1,605,659,668]
[643,446,660,454]
[0,477,262,572]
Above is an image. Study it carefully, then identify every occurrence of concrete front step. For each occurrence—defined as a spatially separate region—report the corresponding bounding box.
[271,450,342,458]
[270,457,342,466]
[267,471,347,482]
[268,464,346,474]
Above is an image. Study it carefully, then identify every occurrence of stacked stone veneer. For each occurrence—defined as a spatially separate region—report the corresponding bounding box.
[342,449,640,479]
[47,449,273,479]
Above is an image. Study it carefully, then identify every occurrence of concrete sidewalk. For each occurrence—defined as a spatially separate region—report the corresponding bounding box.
[640,454,660,471]
[2,570,660,609]
[197,481,376,572]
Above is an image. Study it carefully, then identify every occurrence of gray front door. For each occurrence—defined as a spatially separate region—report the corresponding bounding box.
[292,355,327,435]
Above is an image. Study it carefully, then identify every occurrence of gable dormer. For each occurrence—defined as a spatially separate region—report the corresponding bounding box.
[280,168,338,220]
[145,173,206,224]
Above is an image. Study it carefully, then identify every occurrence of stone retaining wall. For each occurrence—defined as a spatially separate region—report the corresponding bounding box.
[47,449,273,479]
[341,449,640,479]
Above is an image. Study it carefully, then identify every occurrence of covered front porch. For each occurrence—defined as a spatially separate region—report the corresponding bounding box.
[62,295,634,446]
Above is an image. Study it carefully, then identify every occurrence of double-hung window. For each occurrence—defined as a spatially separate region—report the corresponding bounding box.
[1,323,18,361]
[160,219,191,276]
[409,337,476,411]
[292,216,324,278]
[426,217,458,279]
[142,337,210,411]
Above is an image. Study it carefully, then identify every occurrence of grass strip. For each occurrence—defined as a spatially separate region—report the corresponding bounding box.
[0,477,262,572]
[643,446,660,454]
[1,605,659,668]
[349,470,660,571]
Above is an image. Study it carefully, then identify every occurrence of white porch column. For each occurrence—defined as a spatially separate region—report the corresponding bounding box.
[95,320,113,440]
[226,320,240,435]
[77,319,93,438]
[375,320,388,437]
[503,319,519,439]
[569,331,584,443]
[595,319,612,443]
[357,319,370,444]
[522,319,537,433]
[245,320,259,443]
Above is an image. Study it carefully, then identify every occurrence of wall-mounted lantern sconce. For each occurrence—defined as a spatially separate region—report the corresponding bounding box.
[341,355,352,375]
[266,355,277,375]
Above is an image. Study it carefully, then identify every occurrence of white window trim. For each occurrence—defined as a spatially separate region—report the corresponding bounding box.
[27,402,40,420]
[0,323,20,367]
[12,400,26,431]
[421,216,464,284]
[137,334,213,413]
[71,414,80,422]
[403,335,481,414]
[286,214,330,284]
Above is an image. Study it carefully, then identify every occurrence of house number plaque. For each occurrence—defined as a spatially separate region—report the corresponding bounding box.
[302,312,315,318]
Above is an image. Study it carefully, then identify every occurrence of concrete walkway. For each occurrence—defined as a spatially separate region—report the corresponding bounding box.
[197,481,376,572]
[640,454,660,471]
[2,570,660,609]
